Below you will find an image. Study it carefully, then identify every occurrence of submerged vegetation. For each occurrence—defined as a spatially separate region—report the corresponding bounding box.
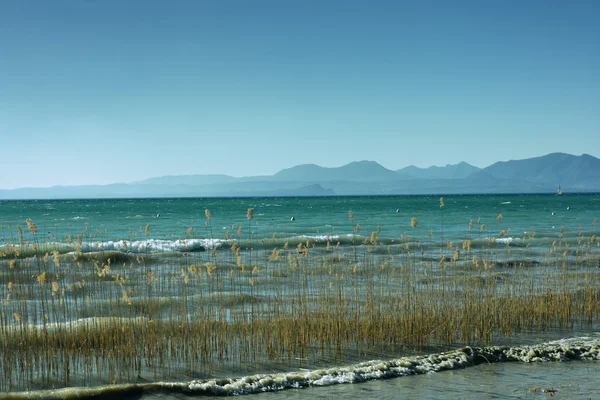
[0,202,599,392]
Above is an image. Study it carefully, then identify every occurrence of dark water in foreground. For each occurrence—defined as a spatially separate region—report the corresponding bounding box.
[4,335,600,399]
[253,361,600,400]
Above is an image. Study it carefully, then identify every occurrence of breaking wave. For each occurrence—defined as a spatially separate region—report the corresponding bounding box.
[4,335,599,399]
[0,235,351,256]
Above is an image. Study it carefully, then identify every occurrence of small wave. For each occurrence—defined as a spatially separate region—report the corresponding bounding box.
[300,234,340,242]
[495,237,514,244]
[501,201,512,205]
[0,234,367,257]
[2,317,150,335]
[80,238,227,252]
[0,238,228,256]
[7,335,599,398]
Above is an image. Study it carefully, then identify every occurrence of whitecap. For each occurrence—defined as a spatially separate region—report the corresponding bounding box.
[300,234,340,242]
[0,237,231,254]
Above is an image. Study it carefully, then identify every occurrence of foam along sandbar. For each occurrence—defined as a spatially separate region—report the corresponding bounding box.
[4,335,599,399]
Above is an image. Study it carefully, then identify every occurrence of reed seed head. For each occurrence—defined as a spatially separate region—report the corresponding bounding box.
[26,219,37,234]
[440,197,445,208]
[36,272,47,286]
[269,248,281,262]
[453,248,460,261]
[206,262,216,275]
[122,290,132,305]
[52,251,60,267]
[247,208,254,222]
[411,217,418,229]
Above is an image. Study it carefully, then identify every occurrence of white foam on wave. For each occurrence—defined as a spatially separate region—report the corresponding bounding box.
[495,237,514,244]
[0,238,229,254]
[80,238,228,253]
[181,334,600,395]
[300,234,340,242]
[5,334,600,398]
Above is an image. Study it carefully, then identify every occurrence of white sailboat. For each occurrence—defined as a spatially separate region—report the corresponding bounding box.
[556,185,563,196]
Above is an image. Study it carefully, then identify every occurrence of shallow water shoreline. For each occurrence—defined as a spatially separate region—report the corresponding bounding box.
[2,334,599,399]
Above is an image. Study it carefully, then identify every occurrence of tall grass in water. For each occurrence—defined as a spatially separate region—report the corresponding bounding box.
[439,197,445,255]
[0,206,599,393]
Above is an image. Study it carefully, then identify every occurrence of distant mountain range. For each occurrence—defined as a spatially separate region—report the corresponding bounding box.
[397,161,481,180]
[1,152,599,199]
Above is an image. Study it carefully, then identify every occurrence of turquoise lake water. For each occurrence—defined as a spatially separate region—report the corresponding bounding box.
[1,194,598,252]
[0,194,599,398]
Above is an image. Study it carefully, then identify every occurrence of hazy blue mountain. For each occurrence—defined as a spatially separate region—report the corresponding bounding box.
[260,184,335,197]
[272,161,406,182]
[135,174,239,186]
[0,181,332,199]
[1,153,598,199]
[483,153,600,191]
[397,162,481,179]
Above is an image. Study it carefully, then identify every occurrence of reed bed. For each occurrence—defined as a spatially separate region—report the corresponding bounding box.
[0,208,599,392]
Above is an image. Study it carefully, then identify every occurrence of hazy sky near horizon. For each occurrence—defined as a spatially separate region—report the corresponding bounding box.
[1,0,598,189]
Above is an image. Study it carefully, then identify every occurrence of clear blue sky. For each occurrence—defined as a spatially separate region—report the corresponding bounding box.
[1,0,598,189]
